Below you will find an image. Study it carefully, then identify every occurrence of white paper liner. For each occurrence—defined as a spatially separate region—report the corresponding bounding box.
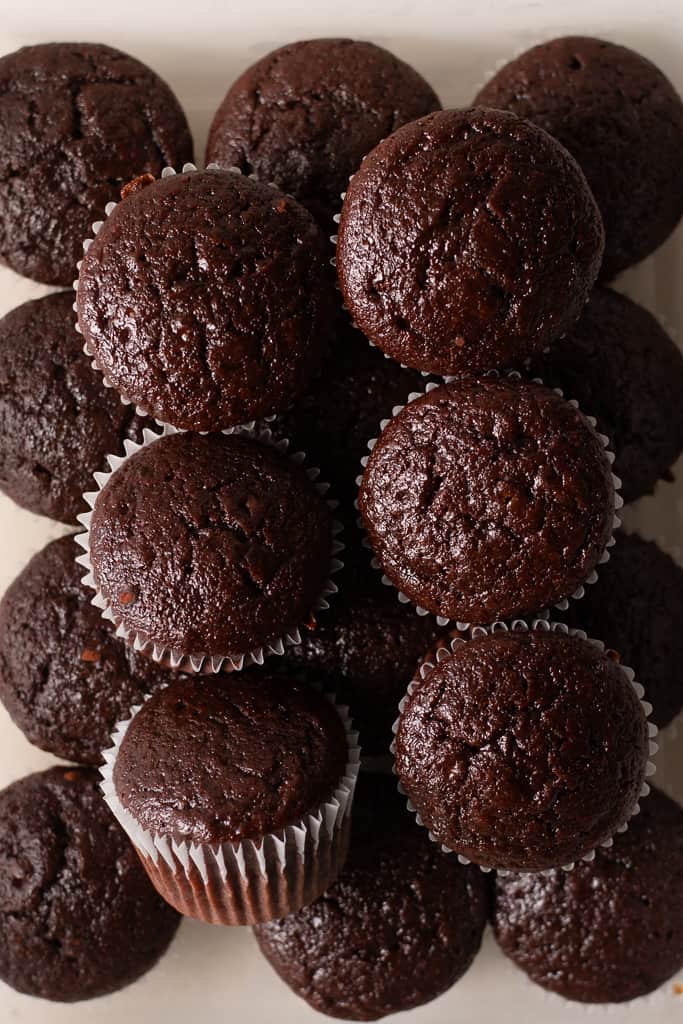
[72,161,299,431]
[74,422,344,674]
[354,371,622,629]
[389,618,657,874]
[100,690,360,926]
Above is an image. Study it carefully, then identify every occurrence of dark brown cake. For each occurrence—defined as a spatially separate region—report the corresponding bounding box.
[0,766,180,1002]
[529,287,683,503]
[274,546,447,755]
[475,36,683,278]
[493,787,683,1002]
[394,629,650,871]
[0,42,193,286]
[206,38,441,227]
[271,325,434,504]
[86,431,334,665]
[358,376,616,624]
[113,674,348,843]
[76,168,335,431]
[337,107,604,374]
[562,533,683,729]
[0,535,176,765]
[0,292,148,523]
[254,773,489,1020]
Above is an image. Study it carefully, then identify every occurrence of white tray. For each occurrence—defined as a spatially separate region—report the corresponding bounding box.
[0,2,681,1020]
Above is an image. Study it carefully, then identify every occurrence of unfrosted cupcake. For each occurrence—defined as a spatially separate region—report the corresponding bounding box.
[255,773,488,1019]
[337,107,604,374]
[271,324,435,505]
[206,38,440,227]
[0,42,193,286]
[78,429,338,673]
[394,625,653,871]
[493,786,683,1002]
[0,766,180,1002]
[76,168,335,431]
[358,376,618,625]
[102,674,359,925]
[273,540,448,756]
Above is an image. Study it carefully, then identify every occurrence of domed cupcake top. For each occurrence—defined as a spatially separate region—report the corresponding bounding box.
[358,375,617,624]
[76,168,335,431]
[337,107,604,374]
[113,674,349,843]
[394,627,650,871]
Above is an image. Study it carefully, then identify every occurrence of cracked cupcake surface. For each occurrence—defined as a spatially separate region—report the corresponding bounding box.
[0,292,149,523]
[76,168,335,431]
[0,766,179,1002]
[206,38,441,228]
[336,107,604,375]
[87,431,334,660]
[358,376,615,624]
[394,629,649,872]
[0,42,193,286]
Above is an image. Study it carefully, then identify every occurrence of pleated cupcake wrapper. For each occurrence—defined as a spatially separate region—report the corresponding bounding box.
[74,421,344,674]
[354,370,622,630]
[73,161,286,431]
[100,692,360,926]
[389,618,657,875]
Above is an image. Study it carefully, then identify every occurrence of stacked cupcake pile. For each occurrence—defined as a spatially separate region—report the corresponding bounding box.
[0,33,681,1017]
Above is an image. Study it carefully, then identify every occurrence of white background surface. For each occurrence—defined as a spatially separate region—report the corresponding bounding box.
[0,0,682,1020]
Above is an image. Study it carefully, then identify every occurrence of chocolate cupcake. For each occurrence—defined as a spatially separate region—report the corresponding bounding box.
[475,37,683,279]
[78,428,339,673]
[0,42,192,286]
[271,325,434,504]
[0,291,148,524]
[493,786,683,1002]
[529,288,683,503]
[0,766,180,1002]
[337,107,604,375]
[254,773,488,1020]
[102,674,359,925]
[562,532,683,729]
[0,535,177,765]
[358,376,618,625]
[76,167,335,431]
[206,38,440,227]
[394,624,653,872]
